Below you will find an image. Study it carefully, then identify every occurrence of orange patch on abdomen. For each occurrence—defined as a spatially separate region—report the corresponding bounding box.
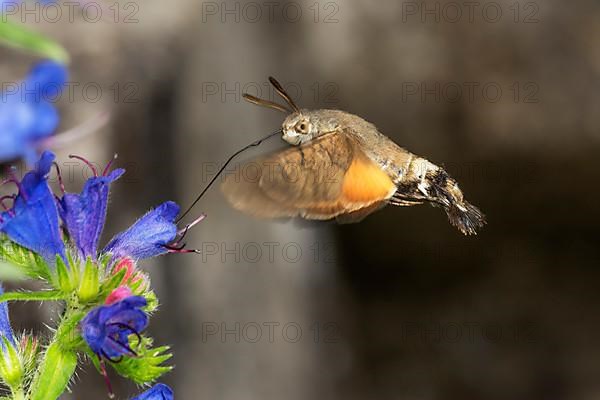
[342,157,396,204]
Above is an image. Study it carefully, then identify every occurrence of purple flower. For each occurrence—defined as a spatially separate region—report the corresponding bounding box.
[0,61,67,164]
[80,296,148,361]
[103,201,182,260]
[56,154,203,263]
[0,151,66,263]
[0,284,15,347]
[131,384,174,400]
[1,151,202,268]
[58,157,124,260]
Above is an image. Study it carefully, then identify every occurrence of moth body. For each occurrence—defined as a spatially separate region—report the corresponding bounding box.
[222,77,485,235]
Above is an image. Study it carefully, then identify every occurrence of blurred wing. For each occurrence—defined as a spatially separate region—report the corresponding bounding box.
[221,130,397,220]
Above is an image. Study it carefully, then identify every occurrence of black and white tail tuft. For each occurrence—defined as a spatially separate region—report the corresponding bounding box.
[445,200,486,235]
[431,170,486,235]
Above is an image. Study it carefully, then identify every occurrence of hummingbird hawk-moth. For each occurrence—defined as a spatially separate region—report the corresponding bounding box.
[220,77,485,235]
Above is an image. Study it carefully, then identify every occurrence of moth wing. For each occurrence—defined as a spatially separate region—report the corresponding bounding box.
[221,130,397,220]
[218,167,300,218]
[334,201,388,224]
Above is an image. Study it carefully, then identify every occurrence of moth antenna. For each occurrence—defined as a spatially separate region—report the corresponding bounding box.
[176,129,282,223]
[242,93,291,114]
[268,76,300,113]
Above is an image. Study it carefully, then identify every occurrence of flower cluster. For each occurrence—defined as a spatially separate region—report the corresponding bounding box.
[0,1,190,397]
[0,151,203,399]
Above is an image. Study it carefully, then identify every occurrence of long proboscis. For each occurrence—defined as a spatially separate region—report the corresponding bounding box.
[176,129,282,223]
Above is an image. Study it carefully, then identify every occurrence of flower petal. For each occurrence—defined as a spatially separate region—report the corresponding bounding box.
[105,286,133,305]
[81,296,148,359]
[130,384,174,400]
[0,151,66,263]
[0,284,15,346]
[103,201,180,260]
[58,168,124,259]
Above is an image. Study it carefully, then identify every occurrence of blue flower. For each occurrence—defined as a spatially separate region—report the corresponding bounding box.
[54,154,203,263]
[0,151,66,263]
[80,296,148,361]
[103,201,183,261]
[131,384,174,400]
[0,284,15,347]
[0,60,67,164]
[58,163,124,260]
[1,150,202,266]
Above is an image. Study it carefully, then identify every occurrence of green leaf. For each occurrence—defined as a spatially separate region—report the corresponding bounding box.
[0,290,64,303]
[0,238,52,281]
[29,342,77,400]
[110,337,173,384]
[98,267,126,299]
[0,19,69,63]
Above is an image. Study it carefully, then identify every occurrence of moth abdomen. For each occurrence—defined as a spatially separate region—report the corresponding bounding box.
[428,169,486,235]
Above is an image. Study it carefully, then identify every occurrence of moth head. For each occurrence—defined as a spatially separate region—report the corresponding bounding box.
[243,76,315,145]
[281,113,315,145]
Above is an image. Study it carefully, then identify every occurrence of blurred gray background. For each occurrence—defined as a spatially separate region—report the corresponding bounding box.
[3,0,600,398]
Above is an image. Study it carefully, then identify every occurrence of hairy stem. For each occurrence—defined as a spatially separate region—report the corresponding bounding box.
[27,306,83,400]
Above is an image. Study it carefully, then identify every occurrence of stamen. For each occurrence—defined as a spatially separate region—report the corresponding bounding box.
[165,242,187,251]
[163,244,201,255]
[108,355,124,363]
[178,249,202,255]
[2,167,26,201]
[97,355,115,399]
[53,162,66,194]
[102,154,118,177]
[106,322,142,347]
[168,214,207,249]
[0,195,15,213]
[2,167,17,188]
[177,213,206,236]
[107,336,137,357]
[69,154,99,177]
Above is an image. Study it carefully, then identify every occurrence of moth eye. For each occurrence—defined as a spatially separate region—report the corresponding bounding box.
[296,122,308,134]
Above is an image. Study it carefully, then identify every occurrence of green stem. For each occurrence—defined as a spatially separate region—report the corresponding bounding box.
[27,307,84,400]
[0,19,70,63]
[28,342,77,400]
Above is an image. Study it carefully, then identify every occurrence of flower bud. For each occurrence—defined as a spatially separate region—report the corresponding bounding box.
[0,336,23,389]
[105,286,133,305]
